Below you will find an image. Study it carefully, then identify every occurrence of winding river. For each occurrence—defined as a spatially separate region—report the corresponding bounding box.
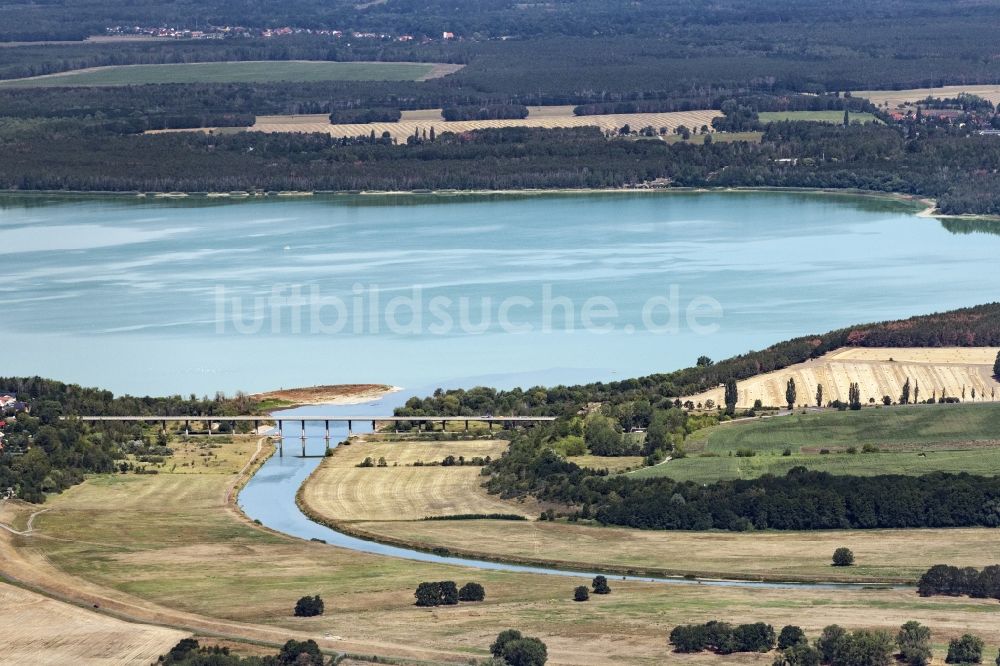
[237,395,905,590]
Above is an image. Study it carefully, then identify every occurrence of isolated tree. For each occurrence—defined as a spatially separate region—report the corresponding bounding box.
[592,575,611,594]
[573,585,590,601]
[849,382,862,410]
[900,377,911,405]
[882,395,892,406]
[994,351,1000,378]
[786,378,797,410]
[832,547,855,567]
[293,594,324,617]
[816,383,824,408]
[458,582,485,602]
[947,634,984,664]
[914,380,920,404]
[724,378,738,415]
[897,621,932,666]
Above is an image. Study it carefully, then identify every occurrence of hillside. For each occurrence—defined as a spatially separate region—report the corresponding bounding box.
[685,347,1000,409]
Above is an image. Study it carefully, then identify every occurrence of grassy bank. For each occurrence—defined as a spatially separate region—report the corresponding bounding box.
[631,403,1000,482]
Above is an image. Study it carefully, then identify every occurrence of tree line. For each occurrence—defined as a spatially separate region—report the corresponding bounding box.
[487,427,1000,531]
[0,376,261,502]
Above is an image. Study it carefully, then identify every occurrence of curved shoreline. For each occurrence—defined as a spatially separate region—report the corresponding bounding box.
[289,448,911,588]
[1,185,988,219]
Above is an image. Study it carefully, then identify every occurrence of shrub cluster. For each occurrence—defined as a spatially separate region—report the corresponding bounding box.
[669,621,776,654]
[415,581,485,606]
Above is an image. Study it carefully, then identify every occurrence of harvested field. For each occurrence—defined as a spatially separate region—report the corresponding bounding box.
[9,435,1000,665]
[300,439,537,521]
[758,110,878,124]
[251,106,722,142]
[686,346,1000,409]
[567,455,645,472]
[0,60,454,87]
[855,84,1000,108]
[0,582,186,665]
[352,519,1000,583]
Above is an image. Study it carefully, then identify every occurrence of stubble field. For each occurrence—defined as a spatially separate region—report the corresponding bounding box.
[252,106,722,142]
[685,347,1000,409]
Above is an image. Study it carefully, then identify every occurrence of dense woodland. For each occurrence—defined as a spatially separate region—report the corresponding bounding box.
[0,377,257,502]
[2,120,1000,215]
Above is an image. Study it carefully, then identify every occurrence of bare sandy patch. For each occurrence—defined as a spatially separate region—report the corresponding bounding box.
[252,383,398,407]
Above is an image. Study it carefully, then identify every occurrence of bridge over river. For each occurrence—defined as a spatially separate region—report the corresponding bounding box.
[68,415,556,456]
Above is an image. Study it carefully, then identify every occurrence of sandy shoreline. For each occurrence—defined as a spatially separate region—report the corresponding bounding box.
[251,383,401,408]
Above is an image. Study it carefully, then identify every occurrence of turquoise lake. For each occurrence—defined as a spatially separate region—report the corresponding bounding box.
[3,190,997,396]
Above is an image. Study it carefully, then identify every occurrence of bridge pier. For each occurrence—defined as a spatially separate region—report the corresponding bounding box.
[161,420,167,435]
[301,420,307,457]
[324,420,330,455]
[347,420,353,440]
[278,420,283,456]
[184,420,189,437]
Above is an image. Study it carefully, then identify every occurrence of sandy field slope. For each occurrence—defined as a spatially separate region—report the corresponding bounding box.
[251,106,722,142]
[0,582,186,665]
[686,346,1000,409]
[300,439,536,521]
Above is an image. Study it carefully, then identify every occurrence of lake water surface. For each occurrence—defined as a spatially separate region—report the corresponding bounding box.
[3,190,997,396]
